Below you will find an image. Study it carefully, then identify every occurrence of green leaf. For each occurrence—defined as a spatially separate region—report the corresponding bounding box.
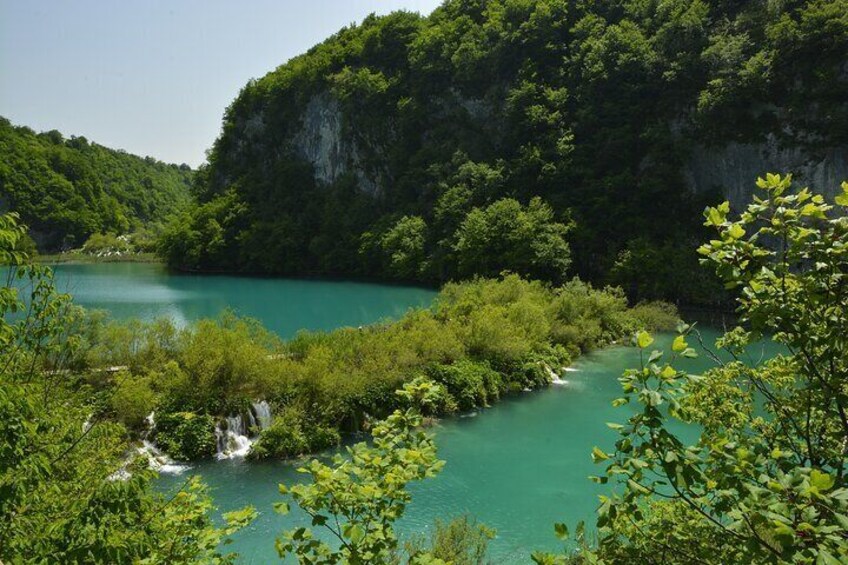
[705,206,724,226]
[311,514,328,527]
[627,479,650,495]
[660,366,676,380]
[727,224,745,239]
[347,523,365,544]
[554,522,569,540]
[646,390,663,406]
[836,181,848,206]
[592,447,610,462]
[810,469,835,492]
[636,331,654,349]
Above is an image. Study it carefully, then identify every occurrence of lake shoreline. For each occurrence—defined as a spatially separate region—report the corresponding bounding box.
[36,252,161,265]
[38,255,736,312]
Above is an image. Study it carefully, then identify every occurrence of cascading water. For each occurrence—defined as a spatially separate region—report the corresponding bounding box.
[138,440,190,474]
[215,402,273,460]
[139,411,190,474]
[109,411,190,479]
[252,400,272,430]
[548,364,574,386]
[216,415,253,460]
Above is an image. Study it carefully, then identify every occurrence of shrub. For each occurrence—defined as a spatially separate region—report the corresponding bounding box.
[81,232,132,255]
[307,424,342,453]
[428,360,502,411]
[408,515,495,565]
[153,412,216,461]
[81,275,677,460]
[110,372,156,430]
[248,406,340,460]
[629,301,680,332]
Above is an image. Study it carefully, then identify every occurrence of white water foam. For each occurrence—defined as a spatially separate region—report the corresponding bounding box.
[215,401,275,460]
[138,440,191,474]
[252,400,273,430]
[547,366,569,386]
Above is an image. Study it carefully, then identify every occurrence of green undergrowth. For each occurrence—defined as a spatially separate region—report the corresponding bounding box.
[86,274,677,460]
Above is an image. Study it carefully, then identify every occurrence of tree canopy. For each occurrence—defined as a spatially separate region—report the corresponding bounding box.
[0,117,192,251]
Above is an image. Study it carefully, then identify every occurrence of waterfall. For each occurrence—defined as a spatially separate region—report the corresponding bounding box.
[109,411,190,479]
[252,400,272,430]
[548,365,569,386]
[215,414,253,460]
[139,411,189,474]
[138,440,190,474]
[215,402,273,460]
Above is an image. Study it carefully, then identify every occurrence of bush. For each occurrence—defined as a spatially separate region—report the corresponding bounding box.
[248,406,340,460]
[629,301,680,332]
[110,372,156,430]
[409,515,495,565]
[428,360,502,411]
[82,232,132,255]
[81,275,677,460]
[153,412,216,460]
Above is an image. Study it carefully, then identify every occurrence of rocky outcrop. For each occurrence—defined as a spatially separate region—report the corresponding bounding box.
[283,93,847,208]
[684,135,848,209]
[290,93,379,195]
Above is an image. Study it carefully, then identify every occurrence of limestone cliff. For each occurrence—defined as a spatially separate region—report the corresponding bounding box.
[290,93,380,195]
[685,136,848,209]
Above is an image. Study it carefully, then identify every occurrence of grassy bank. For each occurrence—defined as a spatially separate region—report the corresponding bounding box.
[76,275,677,461]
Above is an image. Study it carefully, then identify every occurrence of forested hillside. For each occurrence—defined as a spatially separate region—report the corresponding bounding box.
[0,117,192,251]
[160,0,847,303]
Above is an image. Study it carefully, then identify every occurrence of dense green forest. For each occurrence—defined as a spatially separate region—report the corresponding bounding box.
[160,0,847,304]
[0,117,192,251]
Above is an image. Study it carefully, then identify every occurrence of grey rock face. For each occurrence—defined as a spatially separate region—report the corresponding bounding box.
[284,93,847,207]
[290,93,379,195]
[684,135,848,209]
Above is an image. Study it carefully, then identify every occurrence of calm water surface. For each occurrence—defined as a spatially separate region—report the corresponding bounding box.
[56,264,780,563]
[50,262,436,337]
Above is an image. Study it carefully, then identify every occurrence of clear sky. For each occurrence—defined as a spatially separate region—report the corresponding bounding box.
[0,0,443,167]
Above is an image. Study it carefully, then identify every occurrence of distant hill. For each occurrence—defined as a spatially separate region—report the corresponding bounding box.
[0,116,193,251]
[161,0,847,303]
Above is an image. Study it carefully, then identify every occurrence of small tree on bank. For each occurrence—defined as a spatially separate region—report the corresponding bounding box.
[276,377,453,564]
[0,212,254,563]
[537,175,848,564]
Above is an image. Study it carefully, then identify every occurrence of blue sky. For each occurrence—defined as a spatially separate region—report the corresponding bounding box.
[0,0,443,166]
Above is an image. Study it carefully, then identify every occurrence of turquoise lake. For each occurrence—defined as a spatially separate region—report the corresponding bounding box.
[50,263,781,563]
[50,262,437,337]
